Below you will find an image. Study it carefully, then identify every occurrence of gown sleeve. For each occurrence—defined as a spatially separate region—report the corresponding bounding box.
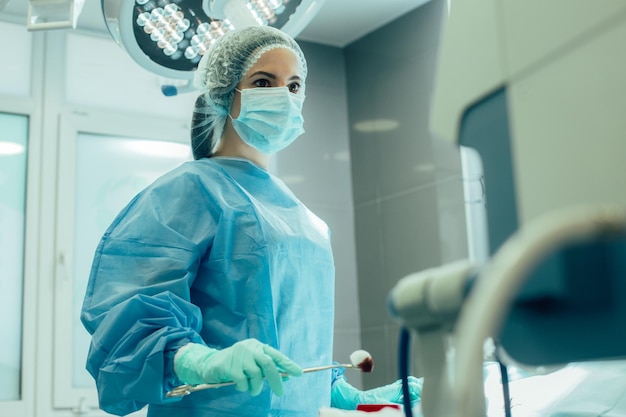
[80,167,218,416]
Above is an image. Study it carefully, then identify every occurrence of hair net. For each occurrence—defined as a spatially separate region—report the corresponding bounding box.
[190,25,308,160]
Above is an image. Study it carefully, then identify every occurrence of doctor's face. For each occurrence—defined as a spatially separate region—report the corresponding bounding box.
[230,47,304,118]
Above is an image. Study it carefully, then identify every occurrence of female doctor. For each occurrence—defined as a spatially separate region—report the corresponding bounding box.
[81,25,422,417]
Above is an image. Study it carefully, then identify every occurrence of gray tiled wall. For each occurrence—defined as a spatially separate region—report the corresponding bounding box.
[344,0,469,389]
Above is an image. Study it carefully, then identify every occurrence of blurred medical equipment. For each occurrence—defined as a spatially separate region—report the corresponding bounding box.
[389,1,626,416]
[389,261,479,417]
[27,0,84,30]
[166,349,374,398]
[452,205,626,416]
[101,0,325,94]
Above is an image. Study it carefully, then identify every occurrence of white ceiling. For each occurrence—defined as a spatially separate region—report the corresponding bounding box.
[297,0,432,46]
[1,0,431,47]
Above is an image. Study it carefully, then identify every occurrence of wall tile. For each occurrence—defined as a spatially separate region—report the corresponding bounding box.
[360,326,389,389]
[353,201,388,328]
[346,2,445,205]
[333,328,363,389]
[380,187,443,288]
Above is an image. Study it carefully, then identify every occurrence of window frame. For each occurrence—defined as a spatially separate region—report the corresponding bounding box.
[0,97,40,417]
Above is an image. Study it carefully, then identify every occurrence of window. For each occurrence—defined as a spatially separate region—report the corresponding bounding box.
[54,111,190,412]
[0,113,28,401]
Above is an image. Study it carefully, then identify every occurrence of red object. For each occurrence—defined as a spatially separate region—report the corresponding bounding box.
[356,404,401,412]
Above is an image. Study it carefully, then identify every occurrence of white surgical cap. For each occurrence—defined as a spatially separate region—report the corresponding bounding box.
[190,25,308,159]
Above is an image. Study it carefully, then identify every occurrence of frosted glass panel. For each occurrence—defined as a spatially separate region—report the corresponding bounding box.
[0,113,28,401]
[0,21,32,96]
[72,133,191,388]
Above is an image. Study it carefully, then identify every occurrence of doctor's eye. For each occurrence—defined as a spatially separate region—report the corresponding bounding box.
[288,82,301,93]
[254,79,271,88]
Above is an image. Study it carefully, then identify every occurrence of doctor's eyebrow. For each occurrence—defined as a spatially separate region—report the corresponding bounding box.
[248,71,302,82]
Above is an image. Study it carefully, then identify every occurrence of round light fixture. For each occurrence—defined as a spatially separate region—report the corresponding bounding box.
[102,0,325,84]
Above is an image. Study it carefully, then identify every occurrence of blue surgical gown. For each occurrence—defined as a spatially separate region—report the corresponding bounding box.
[81,157,336,417]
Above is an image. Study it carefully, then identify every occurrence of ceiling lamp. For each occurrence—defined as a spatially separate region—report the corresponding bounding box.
[102,0,324,93]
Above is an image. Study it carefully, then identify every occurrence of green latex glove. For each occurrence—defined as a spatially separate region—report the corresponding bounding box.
[331,375,423,410]
[174,339,303,396]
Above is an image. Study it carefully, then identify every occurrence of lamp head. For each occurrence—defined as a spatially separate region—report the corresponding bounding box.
[101,0,324,84]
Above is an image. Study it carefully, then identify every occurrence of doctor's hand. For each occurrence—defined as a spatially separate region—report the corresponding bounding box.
[173,339,303,396]
[331,375,423,409]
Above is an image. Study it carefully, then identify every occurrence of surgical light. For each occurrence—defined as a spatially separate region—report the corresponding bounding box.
[102,0,325,86]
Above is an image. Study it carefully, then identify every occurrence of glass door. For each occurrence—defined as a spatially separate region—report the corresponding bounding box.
[0,113,28,401]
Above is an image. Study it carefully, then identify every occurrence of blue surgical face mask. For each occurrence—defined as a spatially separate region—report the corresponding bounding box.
[230,86,305,154]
